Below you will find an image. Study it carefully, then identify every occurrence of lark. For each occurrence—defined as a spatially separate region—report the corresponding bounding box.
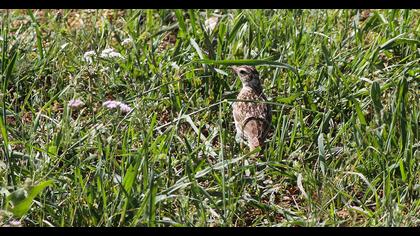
[232,65,272,152]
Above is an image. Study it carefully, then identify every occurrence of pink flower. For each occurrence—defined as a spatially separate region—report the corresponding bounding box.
[103,100,132,113]
[8,220,22,227]
[103,100,121,109]
[68,99,84,109]
[119,103,132,114]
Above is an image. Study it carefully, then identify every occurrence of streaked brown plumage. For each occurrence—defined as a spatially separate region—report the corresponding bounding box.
[232,65,271,151]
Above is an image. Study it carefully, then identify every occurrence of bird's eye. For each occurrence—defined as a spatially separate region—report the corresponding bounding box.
[239,70,247,75]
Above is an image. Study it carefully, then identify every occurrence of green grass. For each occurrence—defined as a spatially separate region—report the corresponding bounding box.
[0,9,419,227]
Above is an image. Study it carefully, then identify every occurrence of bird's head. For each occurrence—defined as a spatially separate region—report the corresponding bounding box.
[231,65,261,90]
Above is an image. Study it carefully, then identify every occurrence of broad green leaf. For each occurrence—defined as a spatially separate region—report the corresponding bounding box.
[0,115,8,148]
[123,164,137,194]
[379,33,404,50]
[3,50,17,90]
[190,38,205,60]
[399,159,407,182]
[276,93,301,104]
[354,99,367,126]
[318,133,326,176]
[28,10,44,59]
[227,13,246,44]
[175,10,187,39]
[8,180,54,217]
[370,81,383,114]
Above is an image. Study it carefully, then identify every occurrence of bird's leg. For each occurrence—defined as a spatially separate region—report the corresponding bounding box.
[235,130,248,155]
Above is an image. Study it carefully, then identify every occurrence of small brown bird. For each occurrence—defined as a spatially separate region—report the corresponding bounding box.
[232,65,272,152]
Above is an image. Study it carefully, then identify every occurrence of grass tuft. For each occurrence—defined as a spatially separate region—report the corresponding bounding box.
[0,9,419,226]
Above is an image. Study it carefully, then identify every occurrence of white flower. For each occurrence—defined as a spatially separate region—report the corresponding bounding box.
[84,50,96,57]
[121,38,133,47]
[263,179,273,185]
[171,62,180,70]
[83,50,96,64]
[205,16,219,32]
[100,48,125,60]
[108,51,125,59]
[101,48,114,56]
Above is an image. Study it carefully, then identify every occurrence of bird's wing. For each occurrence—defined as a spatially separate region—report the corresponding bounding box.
[235,88,272,144]
[243,118,265,142]
[232,102,243,120]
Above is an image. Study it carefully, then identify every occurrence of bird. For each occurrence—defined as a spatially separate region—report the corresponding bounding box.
[231,65,272,152]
